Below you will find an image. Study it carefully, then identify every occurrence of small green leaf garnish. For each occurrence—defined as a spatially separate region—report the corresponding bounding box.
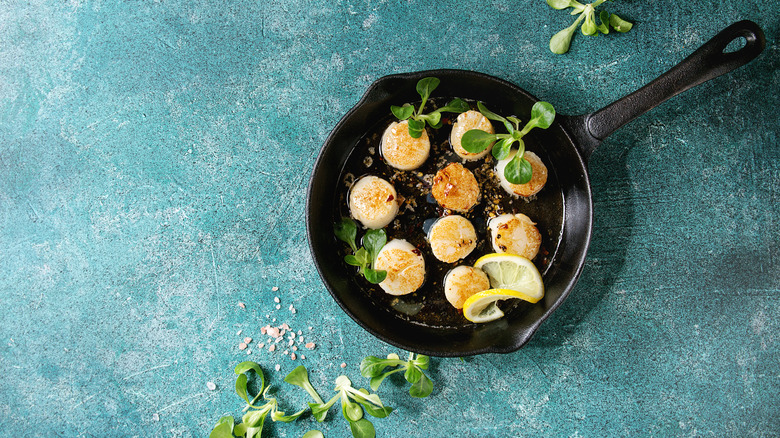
[210,416,235,438]
[334,218,388,284]
[359,352,434,398]
[302,431,325,438]
[460,130,497,154]
[461,101,556,184]
[284,365,324,404]
[547,0,633,54]
[350,418,376,438]
[505,153,534,185]
[362,268,387,284]
[334,217,358,252]
[289,369,390,438]
[391,77,467,137]
[609,13,633,33]
[390,104,414,120]
[210,361,307,438]
[409,373,433,398]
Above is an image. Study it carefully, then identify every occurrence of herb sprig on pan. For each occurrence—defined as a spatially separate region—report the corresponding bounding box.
[391,77,469,138]
[360,353,433,398]
[547,0,633,54]
[461,101,555,184]
[334,217,387,284]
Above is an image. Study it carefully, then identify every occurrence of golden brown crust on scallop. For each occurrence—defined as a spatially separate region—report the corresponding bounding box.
[490,213,542,260]
[431,163,480,212]
[428,215,477,263]
[380,121,430,170]
[444,266,490,309]
[374,247,425,296]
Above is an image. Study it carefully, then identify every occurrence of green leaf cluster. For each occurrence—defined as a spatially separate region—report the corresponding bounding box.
[334,218,388,284]
[460,101,555,185]
[547,0,633,54]
[211,353,436,438]
[287,366,392,438]
[390,77,469,138]
[210,362,306,438]
[360,353,433,398]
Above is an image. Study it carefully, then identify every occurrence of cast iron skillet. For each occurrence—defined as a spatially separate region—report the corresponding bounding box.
[306,21,765,356]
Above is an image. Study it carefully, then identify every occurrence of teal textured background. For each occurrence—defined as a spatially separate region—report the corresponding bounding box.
[1,1,778,436]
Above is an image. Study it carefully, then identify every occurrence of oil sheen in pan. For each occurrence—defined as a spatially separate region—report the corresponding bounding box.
[334,97,564,328]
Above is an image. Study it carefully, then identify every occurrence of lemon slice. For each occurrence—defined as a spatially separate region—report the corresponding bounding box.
[463,254,544,323]
[473,253,544,301]
[463,289,535,323]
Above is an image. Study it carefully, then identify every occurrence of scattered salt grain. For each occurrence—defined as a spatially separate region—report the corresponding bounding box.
[275,364,281,371]
[305,342,316,350]
[288,339,294,346]
[291,353,297,360]
[292,346,298,351]
[281,323,291,330]
[301,355,306,360]
[340,363,347,368]
[247,350,252,355]
[239,343,247,350]
[283,350,289,355]
[238,302,246,309]
[269,344,276,352]
[207,382,217,391]
[244,337,252,344]
[272,286,279,291]
[297,330,302,336]
[152,413,160,422]
[275,304,281,310]
[237,330,242,336]
[274,297,280,303]
[258,343,265,349]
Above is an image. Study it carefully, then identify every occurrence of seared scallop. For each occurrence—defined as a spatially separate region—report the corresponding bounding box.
[380,120,430,170]
[427,215,477,263]
[348,176,399,229]
[450,110,495,160]
[431,162,480,213]
[444,266,490,309]
[495,151,548,197]
[374,239,426,296]
[488,213,542,260]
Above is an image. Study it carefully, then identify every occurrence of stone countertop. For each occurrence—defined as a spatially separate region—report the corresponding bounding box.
[1,1,777,437]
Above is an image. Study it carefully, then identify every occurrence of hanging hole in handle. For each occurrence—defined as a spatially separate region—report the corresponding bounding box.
[723,36,747,53]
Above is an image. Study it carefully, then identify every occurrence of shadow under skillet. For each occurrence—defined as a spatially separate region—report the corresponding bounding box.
[528,137,634,347]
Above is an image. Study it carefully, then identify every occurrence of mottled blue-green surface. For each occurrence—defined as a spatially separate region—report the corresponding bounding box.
[1,1,778,437]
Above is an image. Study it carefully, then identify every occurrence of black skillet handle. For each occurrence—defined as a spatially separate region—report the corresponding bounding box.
[569,20,765,161]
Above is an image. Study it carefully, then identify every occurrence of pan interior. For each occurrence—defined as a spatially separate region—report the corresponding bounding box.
[333,98,563,328]
[307,70,592,355]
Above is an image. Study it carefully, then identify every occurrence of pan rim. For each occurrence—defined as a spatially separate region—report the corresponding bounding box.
[306,69,594,356]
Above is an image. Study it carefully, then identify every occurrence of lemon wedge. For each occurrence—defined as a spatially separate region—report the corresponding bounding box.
[463,254,544,323]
